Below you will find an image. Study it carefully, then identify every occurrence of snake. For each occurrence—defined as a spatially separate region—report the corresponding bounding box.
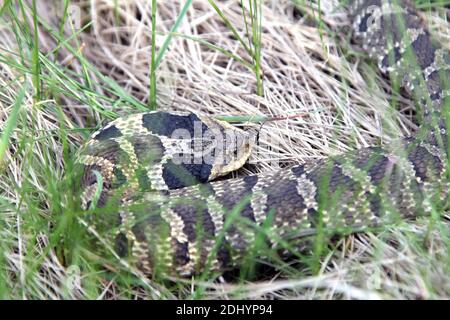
[76,0,449,277]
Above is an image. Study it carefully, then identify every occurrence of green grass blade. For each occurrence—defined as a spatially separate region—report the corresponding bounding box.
[154,0,193,69]
[207,0,253,56]
[0,0,12,18]
[31,0,41,102]
[0,82,27,164]
[149,0,157,110]
[24,2,145,111]
[160,31,254,71]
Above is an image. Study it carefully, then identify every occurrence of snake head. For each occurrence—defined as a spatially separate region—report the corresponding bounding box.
[197,114,255,180]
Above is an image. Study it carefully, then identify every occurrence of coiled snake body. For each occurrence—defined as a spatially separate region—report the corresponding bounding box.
[77,0,449,276]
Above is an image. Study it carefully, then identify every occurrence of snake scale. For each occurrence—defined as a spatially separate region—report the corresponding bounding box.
[76,0,449,277]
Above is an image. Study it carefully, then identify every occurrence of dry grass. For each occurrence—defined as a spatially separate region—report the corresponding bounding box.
[0,0,448,299]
